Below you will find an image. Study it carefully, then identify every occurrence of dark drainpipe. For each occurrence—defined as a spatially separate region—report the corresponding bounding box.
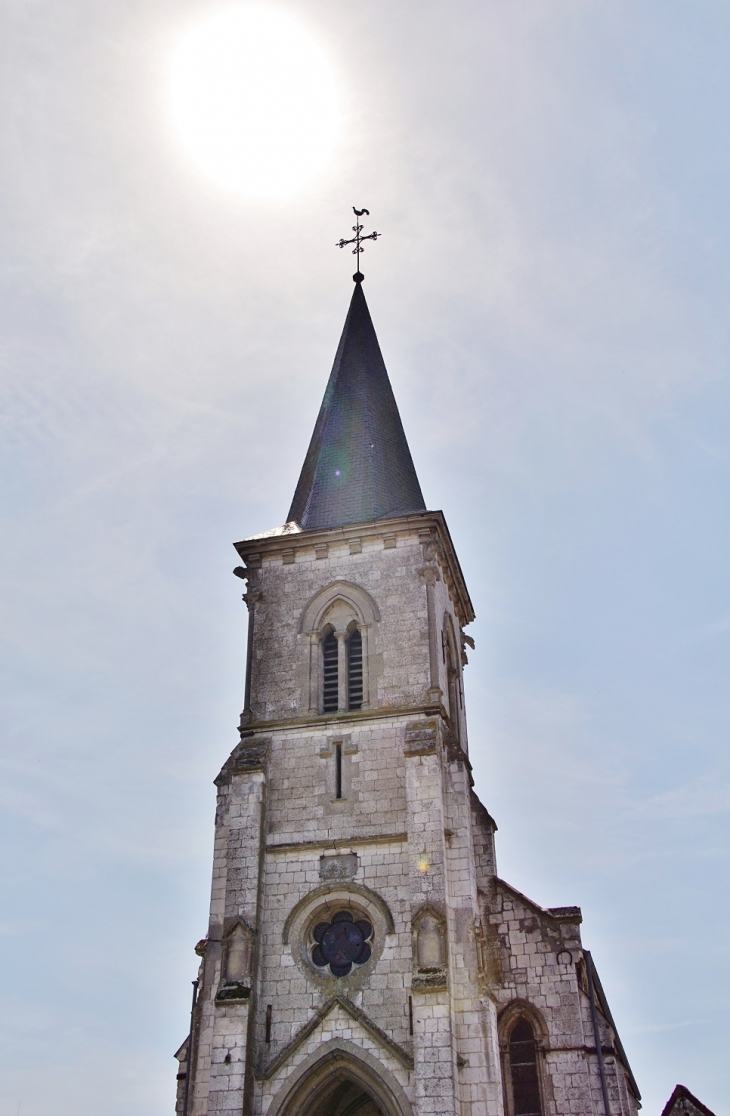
[585,950,611,1116]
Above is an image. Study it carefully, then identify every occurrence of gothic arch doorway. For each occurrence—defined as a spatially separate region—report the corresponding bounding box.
[267,1041,412,1116]
[299,1073,382,1116]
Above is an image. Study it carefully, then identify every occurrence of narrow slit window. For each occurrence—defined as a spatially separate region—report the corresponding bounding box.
[508,1019,542,1116]
[445,629,461,738]
[335,742,343,799]
[322,630,338,712]
[448,669,459,724]
[347,629,363,710]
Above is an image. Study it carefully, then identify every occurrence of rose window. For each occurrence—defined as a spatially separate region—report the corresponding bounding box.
[311,910,373,977]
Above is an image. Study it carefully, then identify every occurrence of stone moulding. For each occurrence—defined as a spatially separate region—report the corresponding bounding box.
[283,881,395,993]
[298,579,381,633]
[263,1038,415,1116]
[237,703,447,735]
[496,878,583,926]
[215,982,251,1004]
[403,717,474,784]
[258,995,414,1080]
[546,905,583,923]
[411,971,448,992]
[266,832,407,855]
[215,738,270,786]
[234,510,475,630]
[497,999,549,1046]
[282,881,395,945]
[403,719,439,756]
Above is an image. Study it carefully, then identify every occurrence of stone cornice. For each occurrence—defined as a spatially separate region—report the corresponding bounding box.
[266,832,407,855]
[234,509,475,627]
[239,702,447,737]
[495,878,583,925]
[218,707,474,787]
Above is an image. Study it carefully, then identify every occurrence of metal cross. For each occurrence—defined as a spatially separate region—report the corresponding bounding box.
[337,207,380,279]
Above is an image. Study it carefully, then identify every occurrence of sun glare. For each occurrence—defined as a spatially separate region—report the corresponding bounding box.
[168,6,340,196]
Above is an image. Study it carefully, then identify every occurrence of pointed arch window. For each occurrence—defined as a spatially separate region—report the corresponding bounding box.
[508,1019,543,1116]
[302,583,379,715]
[321,623,364,714]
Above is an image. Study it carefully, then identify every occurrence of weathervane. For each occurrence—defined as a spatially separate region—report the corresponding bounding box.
[337,207,380,281]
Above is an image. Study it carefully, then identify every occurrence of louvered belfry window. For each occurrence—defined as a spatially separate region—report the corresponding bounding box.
[322,630,339,712]
[509,1019,542,1116]
[347,629,363,710]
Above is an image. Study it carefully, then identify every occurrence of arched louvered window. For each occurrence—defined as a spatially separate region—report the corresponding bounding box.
[508,1019,542,1116]
[322,629,339,713]
[347,628,363,710]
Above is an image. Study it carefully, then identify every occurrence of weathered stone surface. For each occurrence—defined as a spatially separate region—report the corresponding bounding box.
[175,288,639,1116]
[319,854,359,880]
[176,510,640,1116]
[661,1084,717,1116]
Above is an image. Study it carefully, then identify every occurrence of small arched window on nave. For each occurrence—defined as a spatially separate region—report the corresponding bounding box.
[508,1018,543,1116]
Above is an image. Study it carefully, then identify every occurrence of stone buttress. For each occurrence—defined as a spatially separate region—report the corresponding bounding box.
[175,277,642,1116]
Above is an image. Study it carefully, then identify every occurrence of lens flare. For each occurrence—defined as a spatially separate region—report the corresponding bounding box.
[168,6,340,196]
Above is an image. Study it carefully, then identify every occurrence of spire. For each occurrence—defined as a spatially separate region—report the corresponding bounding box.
[288,279,426,531]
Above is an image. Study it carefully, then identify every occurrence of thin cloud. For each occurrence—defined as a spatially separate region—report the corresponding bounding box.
[629,777,730,820]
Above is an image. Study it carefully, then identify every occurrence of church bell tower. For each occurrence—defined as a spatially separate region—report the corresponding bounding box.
[175,264,642,1116]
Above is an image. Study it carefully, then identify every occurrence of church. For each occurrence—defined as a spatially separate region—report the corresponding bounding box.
[173,257,645,1116]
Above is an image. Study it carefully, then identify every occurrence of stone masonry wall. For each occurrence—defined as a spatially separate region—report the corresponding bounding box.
[247,530,434,723]
[484,881,640,1116]
[179,512,640,1116]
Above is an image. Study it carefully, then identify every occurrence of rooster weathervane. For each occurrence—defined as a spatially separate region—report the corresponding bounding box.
[337,207,380,280]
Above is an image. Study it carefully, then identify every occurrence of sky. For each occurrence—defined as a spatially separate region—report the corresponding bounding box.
[0,1,729,1113]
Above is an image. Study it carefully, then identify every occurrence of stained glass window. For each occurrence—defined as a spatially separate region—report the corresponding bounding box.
[311,910,373,977]
[509,1019,542,1116]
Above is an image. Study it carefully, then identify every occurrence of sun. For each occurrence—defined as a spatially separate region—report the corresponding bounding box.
[168,6,340,197]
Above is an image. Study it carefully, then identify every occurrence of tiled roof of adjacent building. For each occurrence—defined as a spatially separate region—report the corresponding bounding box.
[287,278,426,531]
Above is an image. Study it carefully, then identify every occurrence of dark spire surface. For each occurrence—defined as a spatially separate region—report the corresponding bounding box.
[288,280,426,531]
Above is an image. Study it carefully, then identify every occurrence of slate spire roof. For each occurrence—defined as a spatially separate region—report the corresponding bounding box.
[287,278,426,531]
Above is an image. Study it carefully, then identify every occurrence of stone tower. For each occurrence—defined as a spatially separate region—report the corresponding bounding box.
[175,277,642,1116]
